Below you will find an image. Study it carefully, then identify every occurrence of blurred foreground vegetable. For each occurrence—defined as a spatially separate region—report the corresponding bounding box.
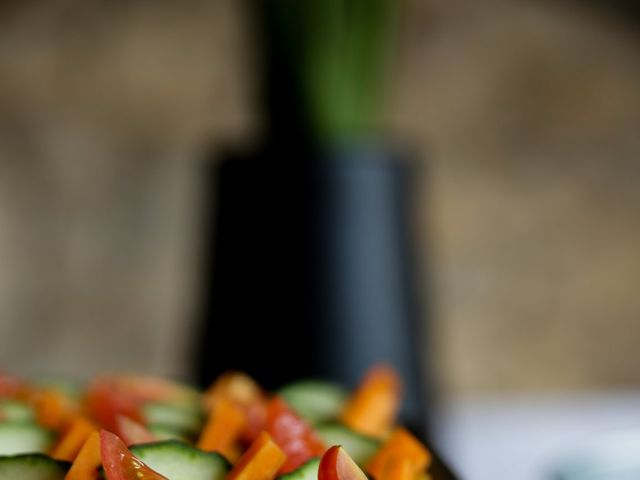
[0,366,436,480]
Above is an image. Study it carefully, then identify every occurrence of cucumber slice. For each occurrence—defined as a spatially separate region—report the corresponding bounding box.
[316,423,381,465]
[0,454,69,480]
[278,458,320,480]
[279,381,347,423]
[147,424,189,442]
[0,423,54,455]
[130,440,230,480]
[141,402,203,436]
[0,400,34,422]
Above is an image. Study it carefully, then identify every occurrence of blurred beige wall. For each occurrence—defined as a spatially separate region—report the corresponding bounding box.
[0,0,254,380]
[391,0,640,395]
[0,0,639,396]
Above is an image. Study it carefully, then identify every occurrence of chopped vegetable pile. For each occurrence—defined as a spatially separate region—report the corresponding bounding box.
[0,366,433,480]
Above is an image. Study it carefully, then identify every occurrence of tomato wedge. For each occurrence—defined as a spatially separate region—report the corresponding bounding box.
[243,399,267,444]
[85,375,197,432]
[112,375,197,404]
[319,446,368,480]
[116,415,157,446]
[0,372,31,400]
[100,430,168,480]
[264,396,325,473]
[85,380,143,432]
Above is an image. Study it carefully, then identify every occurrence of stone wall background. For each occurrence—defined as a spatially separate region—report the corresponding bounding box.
[0,0,638,396]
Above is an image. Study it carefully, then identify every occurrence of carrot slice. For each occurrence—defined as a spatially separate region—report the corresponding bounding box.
[35,389,73,430]
[65,431,101,480]
[50,416,97,461]
[366,428,431,479]
[203,372,266,444]
[203,372,262,412]
[198,396,246,458]
[340,365,402,437]
[381,458,414,480]
[226,432,286,480]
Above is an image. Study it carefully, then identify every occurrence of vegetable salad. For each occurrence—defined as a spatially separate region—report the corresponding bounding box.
[0,366,432,480]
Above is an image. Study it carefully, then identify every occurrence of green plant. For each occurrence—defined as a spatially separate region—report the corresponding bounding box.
[268,0,399,143]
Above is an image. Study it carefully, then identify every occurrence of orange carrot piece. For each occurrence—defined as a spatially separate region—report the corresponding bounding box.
[198,396,246,458]
[381,458,414,480]
[226,432,286,480]
[35,389,73,430]
[203,372,266,444]
[203,372,262,411]
[366,428,431,480]
[223,444,243,464]
[340,365,402,437]
[64,431,102,480]
[50,416,97,462]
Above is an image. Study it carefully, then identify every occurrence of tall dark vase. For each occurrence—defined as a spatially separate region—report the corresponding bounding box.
[196,143,431,431]
[307,144,429,435]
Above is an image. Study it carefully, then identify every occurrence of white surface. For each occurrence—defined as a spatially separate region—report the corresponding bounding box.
[434,391,640,480]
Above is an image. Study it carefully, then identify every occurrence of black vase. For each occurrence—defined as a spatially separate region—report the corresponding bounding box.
[196,143,431,435]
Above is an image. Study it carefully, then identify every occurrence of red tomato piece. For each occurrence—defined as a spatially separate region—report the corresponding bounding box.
[265,396,326,473]
[0,372,31,400]
[116,415,157,446]
[242,399,267,444]
[112,375,195,404]
[100,430,167,480]
[85,375,195,431]
[85,380,143,432]
[319,446,368,480]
